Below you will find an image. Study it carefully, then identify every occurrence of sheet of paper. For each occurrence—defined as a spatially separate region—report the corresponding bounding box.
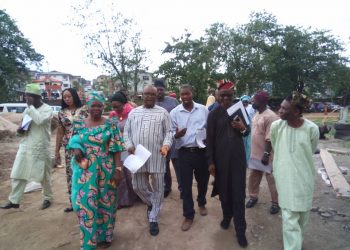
[196,128,207,148]
[226,101,250,125]
[21,114,32,130]
[123,144,152,173]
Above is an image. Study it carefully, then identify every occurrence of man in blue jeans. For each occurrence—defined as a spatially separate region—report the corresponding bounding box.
[170,85,209,231]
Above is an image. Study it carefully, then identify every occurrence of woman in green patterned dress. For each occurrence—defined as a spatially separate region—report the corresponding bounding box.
[67,92,124,250]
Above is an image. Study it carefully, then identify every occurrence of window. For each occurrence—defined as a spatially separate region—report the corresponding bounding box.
[143,76,149,81]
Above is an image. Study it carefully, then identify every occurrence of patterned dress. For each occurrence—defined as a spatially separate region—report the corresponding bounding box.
[58,106,88,203]
[67,118,124,250]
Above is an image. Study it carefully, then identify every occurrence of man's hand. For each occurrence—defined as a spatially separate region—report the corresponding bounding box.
[160,145,170,157]
[208,164,216,177]
[230,117,246,132]
[128,146,135,154]
[175,128,187,139]
[261,154,269,165]
[17,127,25,134]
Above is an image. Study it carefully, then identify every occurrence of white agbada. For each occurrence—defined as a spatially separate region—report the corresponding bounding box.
[10,103,53,182]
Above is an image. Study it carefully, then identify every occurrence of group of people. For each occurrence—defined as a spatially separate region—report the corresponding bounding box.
[0,80,319,250]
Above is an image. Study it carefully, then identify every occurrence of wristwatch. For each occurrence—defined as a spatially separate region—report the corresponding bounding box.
[263,151,271,157]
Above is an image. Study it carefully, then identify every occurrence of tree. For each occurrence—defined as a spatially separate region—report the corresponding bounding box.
[158,32,220,104]
[0,9,43,102]
[70,1,148,95]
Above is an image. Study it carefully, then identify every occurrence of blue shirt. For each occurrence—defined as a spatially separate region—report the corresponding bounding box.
[170,102,209,149]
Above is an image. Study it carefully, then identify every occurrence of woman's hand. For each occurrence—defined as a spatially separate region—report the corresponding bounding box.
[55,152,61,165]
[113,167,123,186]
[74,149,84,163]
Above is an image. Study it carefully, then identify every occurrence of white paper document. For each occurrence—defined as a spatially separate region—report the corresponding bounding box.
[196,128,207,148]
[21,114,32,130]
[123,144,152,173]
[226,101,250,126]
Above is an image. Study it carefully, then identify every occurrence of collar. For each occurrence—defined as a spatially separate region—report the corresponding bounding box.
[179,102,199,112]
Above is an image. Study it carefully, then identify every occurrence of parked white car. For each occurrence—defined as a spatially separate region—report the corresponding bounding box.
[0,103,27,113]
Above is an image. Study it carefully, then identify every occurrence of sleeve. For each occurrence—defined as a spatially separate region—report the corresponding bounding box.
[162,111,173,147]
[270,121,277,151]
[310,124,320,153]
[108,118,125,153]
[264,112,278,141]
[27,105,53,125]
[203,107,209,128]
[66,134,86,154]
[170,108,178,137]
[123,111,134,149]
[206,111,216,166]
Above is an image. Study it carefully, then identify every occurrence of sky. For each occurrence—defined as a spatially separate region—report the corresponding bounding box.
[1,0,350,81]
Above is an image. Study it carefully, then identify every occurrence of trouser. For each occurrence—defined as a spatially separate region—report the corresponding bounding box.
[132,172,164,222]
[164,159,172,193]
[9,168,53,204]
[172,158,182,194]
[221,199,247,236]
[282,209,310,250]
[248,169,278,203]
[64,149,73,206]
[178,148,209,220]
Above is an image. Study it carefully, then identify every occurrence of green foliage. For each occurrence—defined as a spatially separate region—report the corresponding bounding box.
[158,11,349,101]
[0,9,43,102]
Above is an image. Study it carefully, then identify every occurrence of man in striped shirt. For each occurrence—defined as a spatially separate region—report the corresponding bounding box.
[124,85,173,236]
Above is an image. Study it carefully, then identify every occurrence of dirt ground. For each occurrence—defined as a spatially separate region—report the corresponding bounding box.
[0,113,349,250]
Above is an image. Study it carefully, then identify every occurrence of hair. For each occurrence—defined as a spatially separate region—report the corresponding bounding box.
[180,84,194,93]
[285,95,304,115]
[143,84,157,92]
[61,88,82,109]
[110,91,128,104]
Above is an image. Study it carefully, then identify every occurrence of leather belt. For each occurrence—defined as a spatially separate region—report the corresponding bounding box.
[180,147,205,153]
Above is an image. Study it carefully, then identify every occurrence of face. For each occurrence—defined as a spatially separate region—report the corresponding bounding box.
[89,101,104,118]
[180,88,193,105]
[63,90,74,107]
[25,93,38,106]
[278,100,293,120]
[219,89,234,109]
[156,86,165,100]
[143,87,157,107]
[111,100,124,113]
[252,97,263,110]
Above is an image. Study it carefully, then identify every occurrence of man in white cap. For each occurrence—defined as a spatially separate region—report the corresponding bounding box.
[0,83,54,210]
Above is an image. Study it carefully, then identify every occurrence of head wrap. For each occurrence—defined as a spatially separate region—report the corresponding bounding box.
[86,91,105,106]
[289,81,311,111]
[154,79,166,88]
[25,83,41,96]
[254,90,269,102]
[218,80,234,90]
[240,95,251,102]
[111,91,127,104]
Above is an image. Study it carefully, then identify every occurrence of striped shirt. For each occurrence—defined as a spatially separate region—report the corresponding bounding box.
[124,105,173,173]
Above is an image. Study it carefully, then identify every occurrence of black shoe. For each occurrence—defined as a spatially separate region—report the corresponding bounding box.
[149,222,159,236]
[164,190,171,198]
[237,234,248,248]
[64,207,73,213]
[270,203,280,215]
[41,200,51,210]
[147,205,152,219]
[0,201,19,209]
[220,218,231,230]
[245,198,258,208]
